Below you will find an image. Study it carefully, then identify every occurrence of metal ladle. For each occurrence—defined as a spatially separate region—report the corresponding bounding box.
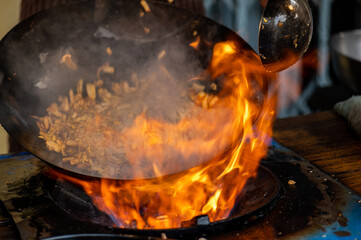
[258,0,313,72]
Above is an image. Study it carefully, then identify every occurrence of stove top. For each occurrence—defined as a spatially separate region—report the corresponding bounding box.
[0,143,360,240]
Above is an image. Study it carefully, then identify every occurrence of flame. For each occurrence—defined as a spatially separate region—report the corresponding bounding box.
[50,40,277,229]
[189,36,200,50]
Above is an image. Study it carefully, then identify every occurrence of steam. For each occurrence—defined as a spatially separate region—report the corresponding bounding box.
[136,40,202,123]
[94,27,121,40]
[111,36,211,178]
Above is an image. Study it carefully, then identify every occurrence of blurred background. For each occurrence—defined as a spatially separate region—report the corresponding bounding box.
[0,0,21,153]
[0,0,360,154]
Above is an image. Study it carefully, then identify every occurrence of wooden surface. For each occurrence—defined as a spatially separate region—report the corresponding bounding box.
[273,110,361,195]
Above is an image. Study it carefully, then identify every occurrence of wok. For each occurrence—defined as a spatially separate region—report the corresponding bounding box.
[331,29,361,93]
[0,0,273,179]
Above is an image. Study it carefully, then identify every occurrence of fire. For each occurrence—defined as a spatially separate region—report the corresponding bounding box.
[189,36,201,50]
[49,40,277,229]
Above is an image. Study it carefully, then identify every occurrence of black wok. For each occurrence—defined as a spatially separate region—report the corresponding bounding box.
[0,0,272,179]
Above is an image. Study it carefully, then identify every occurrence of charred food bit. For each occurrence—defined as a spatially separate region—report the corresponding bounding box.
[97,62,115,81]
[161,233,167,239]
[288,180,296,185]
[106,47,112,56]
[140,0,151,13]
[86,83,96,99]
[157,50,166,59]
[60,54,77,70]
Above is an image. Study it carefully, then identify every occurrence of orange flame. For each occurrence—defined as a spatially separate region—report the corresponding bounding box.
[189,36,201,50]
[50,40,277,229]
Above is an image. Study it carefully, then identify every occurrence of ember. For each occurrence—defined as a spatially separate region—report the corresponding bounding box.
[42,40,276,229]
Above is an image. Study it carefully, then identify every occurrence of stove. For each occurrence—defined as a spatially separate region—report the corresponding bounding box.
[0,142,360,240]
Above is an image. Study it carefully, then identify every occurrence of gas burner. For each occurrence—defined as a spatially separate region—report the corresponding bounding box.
[49,180,114,227]
[0,146,360,239]
[48,165,280,230]
[42,234,172,240]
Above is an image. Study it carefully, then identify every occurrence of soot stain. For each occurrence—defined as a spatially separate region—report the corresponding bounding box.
[334,231,351,237]
[337,215,349,227]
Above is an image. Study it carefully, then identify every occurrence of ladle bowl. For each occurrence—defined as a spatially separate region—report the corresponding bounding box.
[258,0,313,72]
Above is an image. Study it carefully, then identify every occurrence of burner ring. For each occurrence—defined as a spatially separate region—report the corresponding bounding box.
[49,164,280,234]
[43,233,167,240]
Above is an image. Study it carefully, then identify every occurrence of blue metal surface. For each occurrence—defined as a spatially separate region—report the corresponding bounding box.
[0,151,30,160]
[271,140,361,240]
[298,194,361,239]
